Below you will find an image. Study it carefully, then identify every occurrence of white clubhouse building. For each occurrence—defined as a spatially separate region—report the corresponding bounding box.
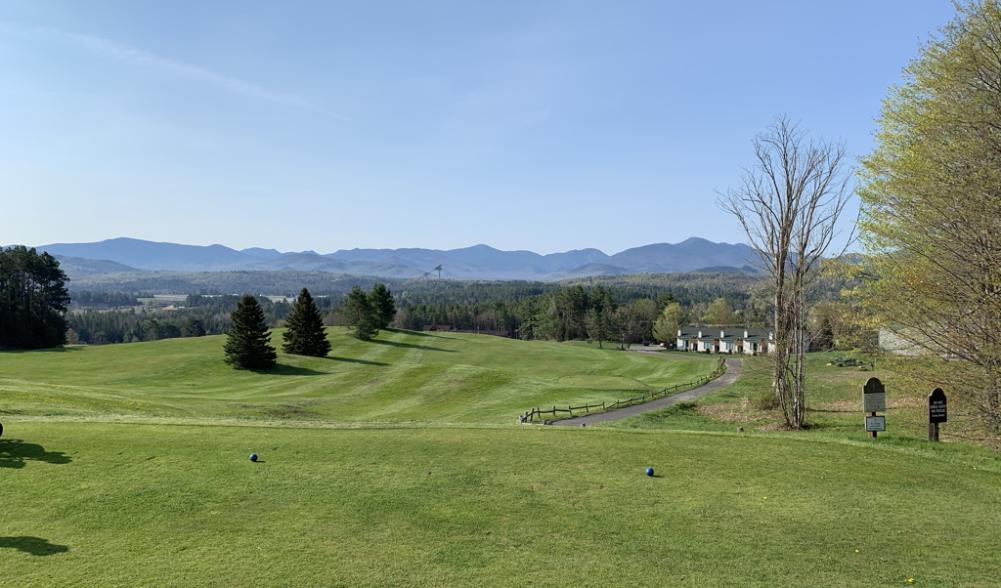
[676,327,773,355]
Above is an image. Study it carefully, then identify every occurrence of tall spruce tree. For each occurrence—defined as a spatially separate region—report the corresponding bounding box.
[369,283,396,329]
[343,286,378,340]
[283,288,331,356]
[224,295,277,369]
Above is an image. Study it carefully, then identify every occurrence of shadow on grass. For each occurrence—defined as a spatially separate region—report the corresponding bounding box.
[252,364,327,376]
[324,356,389,366]
[0,537,70,556]
[384,328,459,340]
[370,339,455,352]
[0,439,72,469]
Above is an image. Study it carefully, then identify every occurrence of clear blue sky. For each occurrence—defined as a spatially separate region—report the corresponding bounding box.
[1,1,954,254]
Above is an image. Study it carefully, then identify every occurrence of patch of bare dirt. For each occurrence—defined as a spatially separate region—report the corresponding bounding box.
[813,395,924,413]
[758,422,797,432]
[697,402,772,424]
[888,395,925,409]
[812,400,856,413]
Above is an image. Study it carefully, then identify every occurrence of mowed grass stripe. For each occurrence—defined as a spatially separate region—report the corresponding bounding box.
[0,328,719,424]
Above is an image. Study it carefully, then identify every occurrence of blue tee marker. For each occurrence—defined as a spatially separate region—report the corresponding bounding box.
[249,453,259,462]
[645,467,654,477]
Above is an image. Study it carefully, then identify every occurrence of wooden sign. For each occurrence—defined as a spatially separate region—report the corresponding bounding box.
[865,415,886,432]
[929,388,947,423]
[928,388,947,442]
[863,377,886,412]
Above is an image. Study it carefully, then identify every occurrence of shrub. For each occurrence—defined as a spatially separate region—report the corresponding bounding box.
[750,390,780,411]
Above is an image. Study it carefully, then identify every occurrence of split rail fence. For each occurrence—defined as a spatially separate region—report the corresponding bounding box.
[518,358,727,425]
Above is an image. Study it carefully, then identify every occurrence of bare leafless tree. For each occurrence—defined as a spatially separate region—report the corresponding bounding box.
[720,117,853,428]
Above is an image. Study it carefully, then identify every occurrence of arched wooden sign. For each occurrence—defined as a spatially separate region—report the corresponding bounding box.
[863,377,886,412]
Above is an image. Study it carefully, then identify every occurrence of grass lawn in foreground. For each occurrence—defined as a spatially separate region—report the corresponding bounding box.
[2,422,1001,587]
[0,329,718,425]
[614,352,993,445]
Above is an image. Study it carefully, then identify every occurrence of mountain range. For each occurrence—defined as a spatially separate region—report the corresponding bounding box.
[34,237,761,281]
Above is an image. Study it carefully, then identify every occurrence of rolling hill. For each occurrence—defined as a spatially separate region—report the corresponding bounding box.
[0,328,719,423]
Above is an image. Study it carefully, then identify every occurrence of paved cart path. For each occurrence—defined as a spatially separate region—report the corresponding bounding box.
[552,358,743,426]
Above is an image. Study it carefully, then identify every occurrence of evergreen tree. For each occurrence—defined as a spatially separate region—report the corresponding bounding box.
[224,295,277,369]
[343,286,379,340]
[181,318,207,337]
[584,287,616,348]
[368,283,397,329]
[0,246,70,349]
[283,288,331,356]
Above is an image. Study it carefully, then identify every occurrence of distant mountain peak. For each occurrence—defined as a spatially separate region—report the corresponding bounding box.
[37,236,760,281]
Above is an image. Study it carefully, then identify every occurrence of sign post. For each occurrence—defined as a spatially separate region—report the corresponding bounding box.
[863,377,886,439]
[928,388,947,442]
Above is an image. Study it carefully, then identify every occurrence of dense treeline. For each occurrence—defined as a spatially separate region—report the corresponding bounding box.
[63,279,770,346]
[68,271,405,296]
[68,269,764,301]
[60,270,856,347]
[68,291,140,308]
[0,246,70,349]
[395,285,745,345]
[67,295,300,344]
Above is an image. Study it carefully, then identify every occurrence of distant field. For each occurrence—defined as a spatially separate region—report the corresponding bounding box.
[0,329,718,425]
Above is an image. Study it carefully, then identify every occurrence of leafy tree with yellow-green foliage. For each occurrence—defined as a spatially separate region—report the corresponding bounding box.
[653,302,687,344]
[860,1,1001,431]
[702,297,736,326]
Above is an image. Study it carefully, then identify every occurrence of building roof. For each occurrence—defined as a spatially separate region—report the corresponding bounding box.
[679,326,772,340]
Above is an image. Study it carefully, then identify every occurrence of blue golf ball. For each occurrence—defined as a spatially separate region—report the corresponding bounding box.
[249,453,258,462]
[645,467,654,477]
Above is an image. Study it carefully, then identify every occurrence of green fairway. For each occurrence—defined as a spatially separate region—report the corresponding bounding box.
[0,329,718,425]
[4,337,1001,586]
[3,422,1000,587]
